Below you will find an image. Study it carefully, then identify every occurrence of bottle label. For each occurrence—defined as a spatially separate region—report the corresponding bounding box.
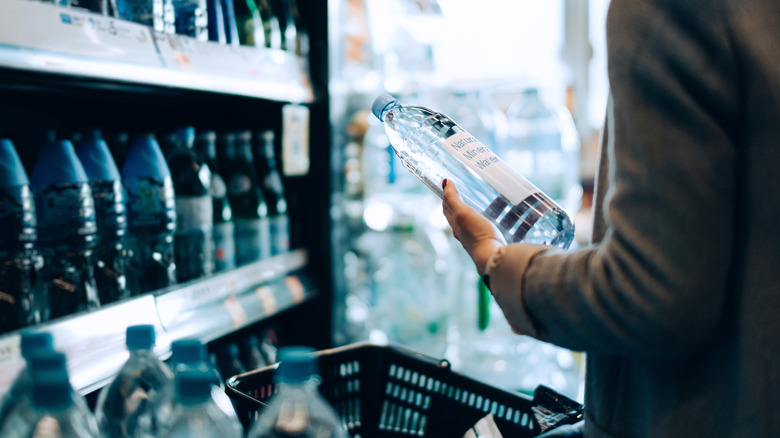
[123,176,176,235]
[234,217,271,265]
[270,214,289,255]
[32,182,97,244]
[175,195,213,232]
[213,221,236,271]
[442,132,540,205]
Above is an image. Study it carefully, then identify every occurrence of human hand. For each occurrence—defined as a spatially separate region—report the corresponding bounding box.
[441,179,505,275]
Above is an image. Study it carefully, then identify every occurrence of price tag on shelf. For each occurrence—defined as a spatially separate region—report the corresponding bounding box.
[255,286,278,315]
[286,275,305,303]
[282,104,311,176]
[0,0,160,67]
[223,295,247,329]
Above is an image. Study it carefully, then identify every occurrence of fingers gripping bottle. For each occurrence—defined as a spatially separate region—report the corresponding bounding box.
[372,95,574,248]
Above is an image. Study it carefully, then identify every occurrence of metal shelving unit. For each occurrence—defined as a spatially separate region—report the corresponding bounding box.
[0,0,331,397]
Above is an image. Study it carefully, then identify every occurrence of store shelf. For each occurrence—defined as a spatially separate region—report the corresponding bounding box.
[0,0,314,103]
[0,249,315,396]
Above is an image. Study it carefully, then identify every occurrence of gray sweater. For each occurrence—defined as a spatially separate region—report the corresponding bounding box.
[485,0,780,436]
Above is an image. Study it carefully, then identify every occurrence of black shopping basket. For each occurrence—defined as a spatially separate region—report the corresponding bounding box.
[226,342,583,437]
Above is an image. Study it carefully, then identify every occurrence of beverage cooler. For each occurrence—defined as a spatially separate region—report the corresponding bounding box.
[0,0,332,405]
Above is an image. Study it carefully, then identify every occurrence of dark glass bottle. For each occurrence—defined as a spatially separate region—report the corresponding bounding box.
[0,139,41,333]
[75,130,130,305]
[255,0,282,50]
[253,130,289,255]
[30,139,100,321]
[222,131,271,265]
[164,127,215,283]
[196,131,235,272]
[121,134,177,294]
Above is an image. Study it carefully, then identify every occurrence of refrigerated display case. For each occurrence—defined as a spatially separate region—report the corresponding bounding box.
[0,0,333,399]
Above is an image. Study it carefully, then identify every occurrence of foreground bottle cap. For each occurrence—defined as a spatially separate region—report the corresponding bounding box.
[121,137,171,179]
[276,346,317,383]
[175,370,212,403]
[32,369,72,410]
[76,136,121,182]
[126,324,156,351]
[21,332,54,358]
[0,139,29,187]
[372,94,398,122]
[28,351,68,377]
[30,140,89,185]
[171,339,204,365]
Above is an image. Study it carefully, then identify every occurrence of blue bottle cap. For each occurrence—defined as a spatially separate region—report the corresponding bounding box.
[29,140,89,185]
[126,325,156,351]
[0,139,29,187]
[171,339,204,365]
[75,137,121,182]
[276,346,317,384]
[121,137,171,179]
[32,369,72,411]
[28,351,68,377]
[175,369,212,404]
[372,94,398,122]
[21,332,54,358]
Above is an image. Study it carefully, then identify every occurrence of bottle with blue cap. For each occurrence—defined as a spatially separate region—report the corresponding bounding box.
[169,340,234,416]
[121,133,177,295]
[247,346,347,438]
[0,366,100,438]
[0,332,53,427]
[30,136,100,321]
[158,370,243,438]
[75,129,130,305]
[371,94,575,249]
[95,324,174,438]
[162,127,215,283]
[0,139,41,334]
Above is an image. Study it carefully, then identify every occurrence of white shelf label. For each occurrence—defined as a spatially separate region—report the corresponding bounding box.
[282,104,311,176]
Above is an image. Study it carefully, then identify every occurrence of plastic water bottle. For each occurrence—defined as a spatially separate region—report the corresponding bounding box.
[159,370,243,438]
[215,342,246,380]
[172,0,208,40]
[0,332,53,426]
[165,127,214,283]
[372,94,575,248]
[75,130,130,305]
[196,131,235,272]
[0,140,41,334]
[247,346,347,438]
[95,324,174,438]
[223,131,271,265]
[1,367,100,438]
[122,134,177,295]
[30,139,100,321]
[168,340,235,416]
[503,87,582,217]
[254,130,289,255]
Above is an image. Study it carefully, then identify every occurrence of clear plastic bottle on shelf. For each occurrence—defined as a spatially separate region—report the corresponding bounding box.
[0,140,41,334]
[0,332,53,426]
[372,94,574,249]
[247,346,348,438]
[30,137,100,321]
[254,130,289,255]
[164,127,215,283]
[159,370,243,438]
[75,129,130,306]
[94,324,174,438]
[1,367,101,438]
[503,87,582,217]
[196,130,235,272]
[121,134,177,295]
[168,339,235,417]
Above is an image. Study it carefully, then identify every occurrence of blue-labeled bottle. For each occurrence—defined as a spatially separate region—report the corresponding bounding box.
[164,127,214,283]
[75,130,130,305]
[172,0,208,40]
[206,0,226,43]
[253,130,289,255]
[122,134,177,295]
[113,0,174,33]
[0,140,41,334]
[196,131,235,272]
[222,131,271,266]
[372,94,575,249]
[30,139,100,321]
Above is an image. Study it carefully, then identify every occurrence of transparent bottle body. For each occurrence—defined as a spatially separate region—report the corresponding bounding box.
[380,103,574,248]
[247,381,347,438]
[160,401,243,438]
[1,405,100,438]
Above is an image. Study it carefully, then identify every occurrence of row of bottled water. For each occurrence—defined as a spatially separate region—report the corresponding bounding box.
[0,327,346,437]
[51,0,309,55]
[0,127,289,335]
